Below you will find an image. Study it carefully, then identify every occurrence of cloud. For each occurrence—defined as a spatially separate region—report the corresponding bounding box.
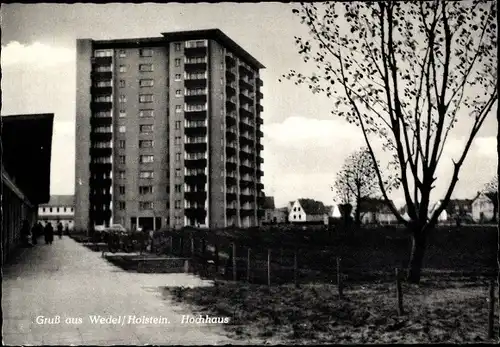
[50,121,75,195]
[1,41,75,67]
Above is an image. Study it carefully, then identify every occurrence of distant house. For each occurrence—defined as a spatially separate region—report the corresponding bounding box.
[443,198,473,222]
[359,198,398,224]
[38,195,75,230]
[289,198,329,224]
[472,192,496,222]
[262,196,276,224]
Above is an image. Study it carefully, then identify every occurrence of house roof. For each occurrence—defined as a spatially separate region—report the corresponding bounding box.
[359,198,395,213]
[442,199,473,215]
[1,113,54,204]
[297,198,329,215]
[41,195,75,207]
[262,196,275,210]
[484,192,498,207]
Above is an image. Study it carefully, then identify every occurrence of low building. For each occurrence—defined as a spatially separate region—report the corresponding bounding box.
[359,198,398,224]
[38,195,75,230]
[443,198,473,223]
[289,198,328,224]
[471,192,496,222]
[1,113,54,262]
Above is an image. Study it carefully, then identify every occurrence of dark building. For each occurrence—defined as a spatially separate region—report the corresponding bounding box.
[1,113,54,262]
[75,29,265,231]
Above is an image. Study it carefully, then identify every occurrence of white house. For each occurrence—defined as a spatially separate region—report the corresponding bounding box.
[472,192,495,222]
[289,198,328,223]
[38,195,75,230]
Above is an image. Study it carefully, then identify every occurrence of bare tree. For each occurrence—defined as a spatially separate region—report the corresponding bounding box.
[334,147,380,225]
[283,1,497,283]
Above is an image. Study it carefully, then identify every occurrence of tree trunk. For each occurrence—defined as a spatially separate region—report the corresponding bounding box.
[407,225,428,284]
[355,197,361,226]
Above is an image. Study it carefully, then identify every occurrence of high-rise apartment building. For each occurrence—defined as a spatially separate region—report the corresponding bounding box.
[75,29,265,231]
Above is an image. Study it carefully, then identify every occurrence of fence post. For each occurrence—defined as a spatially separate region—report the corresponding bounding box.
[232,243,237,281]
[267,249,271,286]
[337,257,343,299]
[488,279,495,339]
[294,250,298,288]
[190,236,195,256]
[396,268,404,316]
[247,248,251,283]
[169,235,173,254]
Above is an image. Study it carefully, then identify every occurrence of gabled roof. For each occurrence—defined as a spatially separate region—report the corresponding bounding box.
[41,195,75,207]
[484,192,498,208]
[262,196,275,209]
[1,113,54,204]
[359,198,395,213]
[297,198,329,215]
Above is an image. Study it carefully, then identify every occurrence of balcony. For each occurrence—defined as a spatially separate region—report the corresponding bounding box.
[185,158,207,169]
[226,175,237,186]
[184,89,207,103]
[225,53,236,67]
[90,115,112,127]
[184,57,207,72]
[91,101,113,112]
[257,115,263,125]
[91,86,113,95]
[89,162,112,172]
[185,173,207,185]
[226,207,237,216]
[240,194,255,204]
[184,140,207,153]
[93,56,112,66]
[258,104,264,112]
[258,157,264,164]
[240,179,253,189]
[257,130,263,138]
[184,190,208,202]
[239,150,252,160]
[258,143,264,151]
[226,192,237,201]
[184,72,207,87]
[89,147,112,157]
[184,207,207,220]
[184,105,207,120]
[257,169,264,177]
[239,76,254,91]
[90,131,112,142]
[226,82,236,95]
[239,106,254,117]
[257,183,264,191]
[226,113,237,127]
[226,160,237,171]
[240,209,255,217]
[184,121,207,136]
[225,69,236,82]
[257,91,263,100]
[226,128,237,142]
[89,177,112,188]
[239,164,254,175]
[91,71,112,80]
[239,120,254,132]
[239,136,254,147]
[184,42,208,56]
[239,92,253,105]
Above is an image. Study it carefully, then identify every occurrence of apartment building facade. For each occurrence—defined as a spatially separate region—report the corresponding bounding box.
[75,29,265,231]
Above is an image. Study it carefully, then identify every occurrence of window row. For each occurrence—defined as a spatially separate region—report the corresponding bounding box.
[119,64,154,73]
[117,185,153,195]
[40,207,74,213]
[116,201,154,210]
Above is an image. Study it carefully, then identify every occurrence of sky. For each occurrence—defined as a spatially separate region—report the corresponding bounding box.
[1,3,497,208]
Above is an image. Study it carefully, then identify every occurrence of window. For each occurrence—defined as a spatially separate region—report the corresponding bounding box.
[119,50,126,58]
[119,156,126,164]
[119,80,125,88]
[140,124,153,133]
[118,170,126,179]
[139,94,154,103]
[94,95,112,102]
[175,121,181,130]
[175,58,181,67]
[118,140,126,148]
[118,201,126,210]
[119,186,125,194]
[71,208,74,212]
[139,171,154,179]
[175,153,181,161]
[139,109,154,118]
[175,200,181,209]
[139,79,154,87]
[140,155,154,163]
[119,95,127,103]
[174,43,181,51]
[139,48,153,57]
[139,140,153,148]
[174,136,181,145]
[50,207,53,212]
[139,186,153,195]
[95,50,112,57]
[139,202,153,210]
[175,169,181,177]
[118,125,126,133]
[175,184,182,193]
[119,65,127,73]
[175,89,182,97]
[57,207,60,213]
[175,105,182,113]
[119,110,126,118]
[175,73,182,81]
[96,80,112,87]
[139,64,153,72]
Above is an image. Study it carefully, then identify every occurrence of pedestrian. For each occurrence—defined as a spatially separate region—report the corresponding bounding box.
[57,222,63,239]
[31,223,38,245]
[21,220,32,247]
[64,224,69,236]
[44,222,54,245]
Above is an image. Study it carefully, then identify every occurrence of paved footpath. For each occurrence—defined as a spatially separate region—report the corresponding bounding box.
[2,236,240,345]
